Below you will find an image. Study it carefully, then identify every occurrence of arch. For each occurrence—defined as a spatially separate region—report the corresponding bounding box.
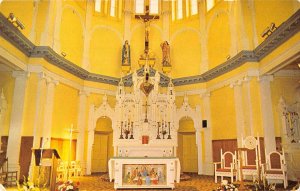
[170,27,201,44]
[86,95,116,175]
[206,9,229,34]
[175,96,203,174]
[90,25,123,43]
[62,5,86,32]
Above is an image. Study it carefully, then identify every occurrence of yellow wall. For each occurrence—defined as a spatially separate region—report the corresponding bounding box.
[210,86,237,140]
[52,83,79,139]
[0,71,14,136]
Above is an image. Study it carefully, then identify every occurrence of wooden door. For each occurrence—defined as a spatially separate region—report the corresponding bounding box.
[91,134,109,172]
[181,133,198,172]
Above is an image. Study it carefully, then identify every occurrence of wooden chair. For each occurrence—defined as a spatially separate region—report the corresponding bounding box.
[240,135,261,180]
[262,150,288,189]
[214,149,238,183]
[0,158,18,186]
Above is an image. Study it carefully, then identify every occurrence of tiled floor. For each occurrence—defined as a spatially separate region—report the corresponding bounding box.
[4,173,299,191]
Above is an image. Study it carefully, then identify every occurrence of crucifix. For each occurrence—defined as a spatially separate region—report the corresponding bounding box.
[135,1,159,55]
[142,100,151,122]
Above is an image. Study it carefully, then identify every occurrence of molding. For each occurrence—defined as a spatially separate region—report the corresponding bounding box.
[0,9,299,87]
[274,69,300,77]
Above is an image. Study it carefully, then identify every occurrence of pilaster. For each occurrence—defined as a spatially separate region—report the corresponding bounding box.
[40,0,56,46]
[52,0,63,52]
[82,0,93,70]
[228,1,238,56]
[29,0,40,42]
[161,1,170,41]
[199,1,208,73]
[230,80,245,147]
[6,71,28,174]
[201,92,214,175]
[258,75,276,154]
[123,0,132,42]
[42,77,59,148]
[76,90,89,175]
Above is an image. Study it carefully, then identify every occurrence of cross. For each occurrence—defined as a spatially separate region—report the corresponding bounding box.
[142,100,151,122]
[135,2,159,55]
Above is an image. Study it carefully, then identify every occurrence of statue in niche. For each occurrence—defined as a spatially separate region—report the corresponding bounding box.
[160,41,170,67]
[122,40,131,66]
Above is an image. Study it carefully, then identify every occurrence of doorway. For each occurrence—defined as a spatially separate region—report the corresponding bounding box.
[91,117,113,173]
[177,117,198,173]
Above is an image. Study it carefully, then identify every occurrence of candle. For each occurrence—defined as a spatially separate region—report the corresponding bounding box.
[168,122,170,135]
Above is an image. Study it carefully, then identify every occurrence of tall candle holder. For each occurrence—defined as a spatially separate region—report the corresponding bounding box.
[156,120,171,139]
[119,121,134,139]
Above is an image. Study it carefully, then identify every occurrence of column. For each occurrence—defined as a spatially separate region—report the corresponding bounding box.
[6,71,28,173]
[86,104,95,175]
[40,0,56,46]
[195,105,203,175]
[123,0,132,41]
[201,92,214,175]
[230,80,245,147]
[259,75,276,154]
[29,0,40,42]
[42,77,59,148]
[243,77,254,136]
[29,72,47,179]
[76,90,89,175]
[161,1,170,41]
[82,0,93,70]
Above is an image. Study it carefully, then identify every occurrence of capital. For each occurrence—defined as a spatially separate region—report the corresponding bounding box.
[257,75,273,82]
[12,71,29,79]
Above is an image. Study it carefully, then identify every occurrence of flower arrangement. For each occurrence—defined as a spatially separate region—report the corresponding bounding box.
[17,176,40,191]
[216,180,238,191]
[56,180,79,191]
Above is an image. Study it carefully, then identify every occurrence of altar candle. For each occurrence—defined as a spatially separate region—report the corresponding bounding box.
[157,123,159,134]
[131,122,133,134]
[168,122,170,135]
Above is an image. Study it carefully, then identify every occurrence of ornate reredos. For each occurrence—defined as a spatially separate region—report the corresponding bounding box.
[115,66,176,150]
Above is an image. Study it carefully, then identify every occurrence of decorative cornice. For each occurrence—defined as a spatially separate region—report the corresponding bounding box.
[0,9,299,87]
[0,13,35,56]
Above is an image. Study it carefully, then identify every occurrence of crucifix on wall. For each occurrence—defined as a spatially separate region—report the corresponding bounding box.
[135,2,159,55]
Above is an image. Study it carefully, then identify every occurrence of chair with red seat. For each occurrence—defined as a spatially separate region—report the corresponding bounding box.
[262,150,288,189]
[214,149,238,183]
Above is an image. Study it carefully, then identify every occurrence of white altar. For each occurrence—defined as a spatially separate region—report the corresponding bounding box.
[108,157,180,190]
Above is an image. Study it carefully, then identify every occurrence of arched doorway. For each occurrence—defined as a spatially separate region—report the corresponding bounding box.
[91,117,113,173]
[177,117,198,173]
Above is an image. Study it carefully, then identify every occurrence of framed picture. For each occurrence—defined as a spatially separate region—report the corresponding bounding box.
[122,164,166,186]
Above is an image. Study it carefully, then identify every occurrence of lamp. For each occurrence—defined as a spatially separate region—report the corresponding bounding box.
[61,52,67,57]
[261,22,277,38]
[7,13,25,30]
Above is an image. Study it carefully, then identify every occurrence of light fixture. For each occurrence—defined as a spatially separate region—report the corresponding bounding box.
[298,63,300,68]
[261,22,277,38]
[7,13,25,30]
[61,52,67,57]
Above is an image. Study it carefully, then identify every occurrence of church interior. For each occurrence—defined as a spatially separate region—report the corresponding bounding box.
[0,0,300,190]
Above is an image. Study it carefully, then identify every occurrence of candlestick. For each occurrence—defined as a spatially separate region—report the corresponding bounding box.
[167,122,171,139]
[156,122,160,139]
[119,122,124,139]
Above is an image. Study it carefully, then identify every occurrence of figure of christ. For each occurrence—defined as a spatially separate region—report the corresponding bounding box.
[135,4,159,55]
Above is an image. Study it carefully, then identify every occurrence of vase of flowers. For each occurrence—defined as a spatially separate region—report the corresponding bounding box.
[17,176,40,191]
[56,180,79,191]
[216,180,238,191]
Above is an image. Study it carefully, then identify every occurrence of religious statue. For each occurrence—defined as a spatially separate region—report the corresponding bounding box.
[122,40,130,66]
[161,41,170,67]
